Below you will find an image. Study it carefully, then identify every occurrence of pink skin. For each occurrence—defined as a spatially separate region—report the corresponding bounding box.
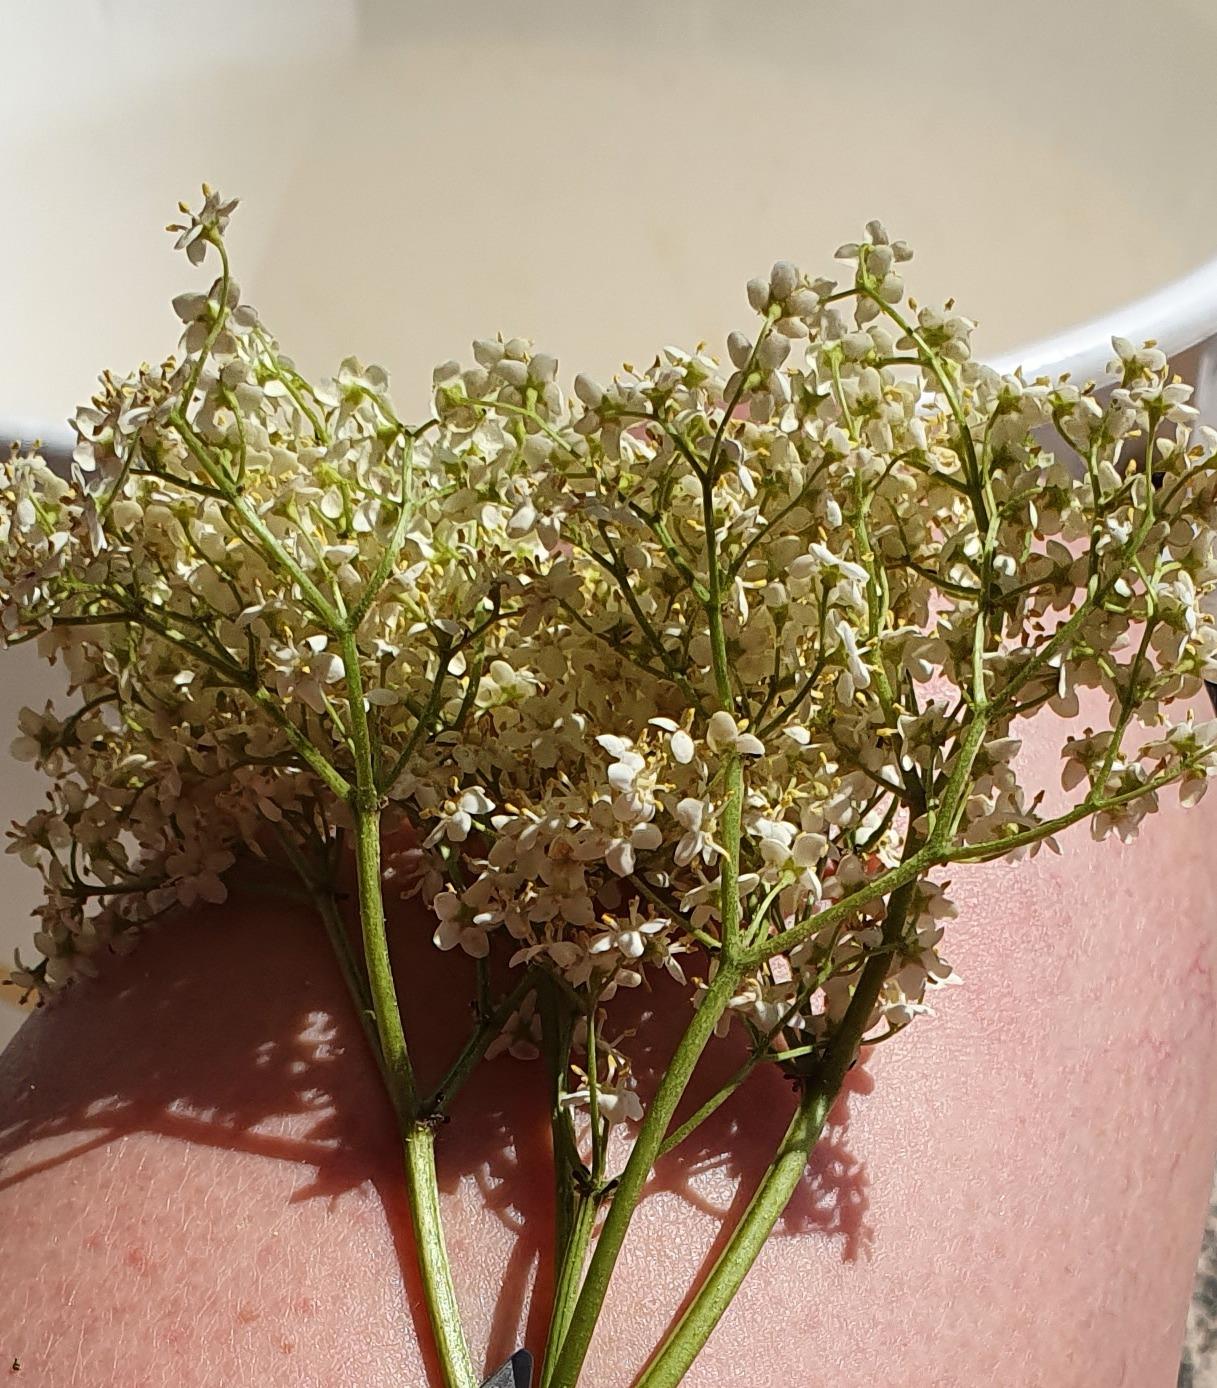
[2,697,1216,1386]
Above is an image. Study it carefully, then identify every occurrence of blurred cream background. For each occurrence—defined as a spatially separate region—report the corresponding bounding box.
[5,0,1217,1042]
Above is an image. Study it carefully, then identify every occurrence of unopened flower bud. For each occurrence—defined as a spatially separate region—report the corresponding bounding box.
[530,353,558,384]
[769,260,799,302]
[494,359,530,388]
[785,288,820,318]
[727,331,753,369]
[472,338,504,367]
[757,335,790,369]
[574,373,604,407]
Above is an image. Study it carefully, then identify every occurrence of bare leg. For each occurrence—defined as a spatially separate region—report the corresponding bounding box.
[2,711,1215,1387]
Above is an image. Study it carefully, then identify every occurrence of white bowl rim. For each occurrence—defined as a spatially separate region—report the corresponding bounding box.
[990,254,1217,380]
[8,254,1217,462]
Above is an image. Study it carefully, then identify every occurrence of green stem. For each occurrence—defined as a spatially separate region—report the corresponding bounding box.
[635,878,919,1388]
[357,810,476,1387]
[657,1052,760,1160]
[340,626,474,1388]
[348,434,414,629]
[424,971,540,1116]
[540,1191,599,1388]
[48,601,352,800]
[537,982,586,1383]
[585,1002,607,1183]
[547,962,742,1388]
[184,233,232,406]
[315,889,389,1087]
[352,800,473,1386]
[635,1079,833,1388]
[717,753,744,955]
[249,686,352,799]
[379,646,452,795]
[403,1122,479,1388]
[347,763,415,1104]
[253,325,330,442]
[950,766,1181,863]
[656,983,823,1163]
[270,825,388,1089]
[860,285,988,530]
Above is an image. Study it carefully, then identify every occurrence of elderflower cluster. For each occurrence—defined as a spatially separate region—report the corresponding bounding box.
[410,224,1217,1108]
[1,192,544,994]
[4,196,1217,1129]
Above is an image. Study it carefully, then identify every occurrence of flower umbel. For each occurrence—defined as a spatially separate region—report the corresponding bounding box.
[4,192,1217,1388]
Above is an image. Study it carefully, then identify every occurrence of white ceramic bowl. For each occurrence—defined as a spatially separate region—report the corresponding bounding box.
[990,258,1217,432]
[7,0,1217,454]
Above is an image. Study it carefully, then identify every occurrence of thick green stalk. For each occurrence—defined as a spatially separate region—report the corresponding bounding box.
[352,781,416,1115]
[634,880,919,1388]
[540,1191,599,1388]
[547,962,742,1388]
[403,1121,478,1388]
[717,753,744,953]
[349,802,473,1386]
[341,627,475,1388]
[538,986,583,1386]
[353,804,474,1388]
[635,1078,834,1387]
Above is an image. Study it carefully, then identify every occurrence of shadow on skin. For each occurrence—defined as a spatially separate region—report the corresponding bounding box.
[0,878,873,1371]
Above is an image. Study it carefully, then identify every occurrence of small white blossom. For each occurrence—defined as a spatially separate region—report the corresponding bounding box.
[705,712,765,756]
[432,890,494,959]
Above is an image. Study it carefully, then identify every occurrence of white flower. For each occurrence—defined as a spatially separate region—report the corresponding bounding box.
[589,901,669,961]
[829,615,871,701]
[424,788,496,846]
[705,712,765,756]
[649,717,695,764]
[432,890,494,959]
[561,1079,643,1126]
[674,798,720,867]
[9,704,62,765]
[168,185,238,265]
[485,991,542,1060]
[164,845,234,907]
[604,819,662,877]
[596,734,649,792]
[269,635,346,714]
